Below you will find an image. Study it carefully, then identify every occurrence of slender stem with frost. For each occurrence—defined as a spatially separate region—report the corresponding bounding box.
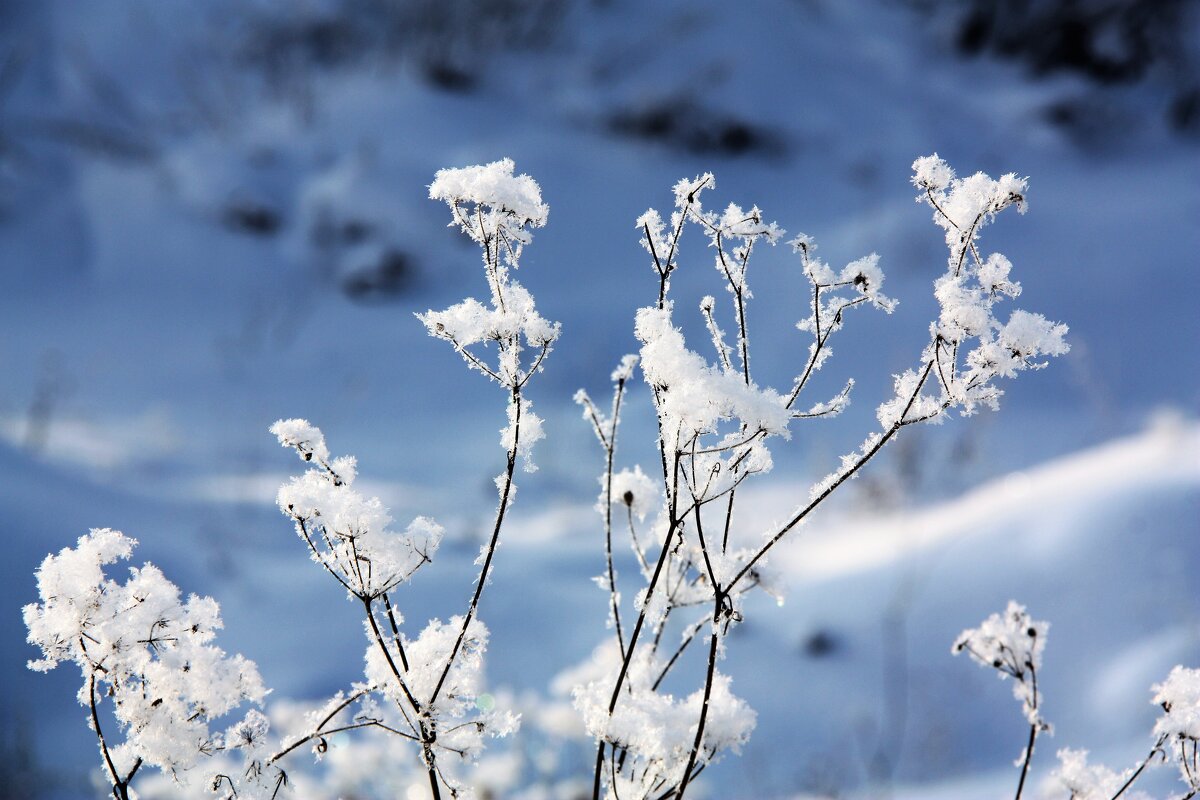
[88,670,129,800]
[729,358,937,592]
[1013,722,1038,800]
[674,610,721,800]
[604,379,629,658]
[268,685,376,764]
[429,386,520,709]
[1108,735,1166,800]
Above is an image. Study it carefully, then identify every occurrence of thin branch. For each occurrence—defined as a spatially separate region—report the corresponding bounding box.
[428,388,522,708]
[442,335,503,384]
[87,670,127,800]
[652,618,706,692]
[1108,735,1167,800]
[627,505,651,573]
[603,377,629,660]
[519,340,553,389]
[700,299,733,373]
[268,685,376,764]
[1013,721,1038,800]
[674,621,720,800]
[382,594,411,672]
[592,460,683,800]
[292,516,355,596]
[362,599,423,714]
[730,358,936,591]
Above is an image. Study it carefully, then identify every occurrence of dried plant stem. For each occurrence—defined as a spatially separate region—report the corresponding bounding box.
[674,614,721,800]
[89,671,129,800]
[1107,736,1167,800]
[1013,722,1038,800]
[730,358,937,592]
[268,686,375,764]
[429,385,520,708]
[592,512,681,800]
[604,379,629,658]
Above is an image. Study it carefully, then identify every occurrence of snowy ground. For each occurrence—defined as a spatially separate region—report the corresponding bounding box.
[2,0,1198,797]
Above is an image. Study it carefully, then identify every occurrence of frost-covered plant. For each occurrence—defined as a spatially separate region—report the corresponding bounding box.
[27,155,1083,799]
[24,158,554,800]
[258,158,554,800]
[570,155,1068,800]
[954,601,1050,799]
[957,603,1200,800]
[1152,666,1200,794]
[22,529,266,800]
[269,419,517,798]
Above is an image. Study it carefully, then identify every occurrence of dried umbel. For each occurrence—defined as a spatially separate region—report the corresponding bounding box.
[23,529,266,799]
[571,155,1069,800]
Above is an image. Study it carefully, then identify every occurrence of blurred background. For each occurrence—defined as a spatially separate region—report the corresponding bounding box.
[1,0,1198,797]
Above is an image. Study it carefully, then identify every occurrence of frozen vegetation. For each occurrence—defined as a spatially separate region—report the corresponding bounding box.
[24,156,1198,800]
[5,1,1199,798]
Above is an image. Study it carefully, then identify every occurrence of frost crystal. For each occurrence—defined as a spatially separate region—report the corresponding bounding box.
[636,304,788,442]
[273,419,443,599]
[1152,665,1200,792]
[364,615,518,761]
[429,157,548,239]
[501,396,545,473]
[23,529,266,786]
[954,601,1049,727]
[864,155,1071,428]
[611,353,639,383]
[607,466,659,522]
[1052,748,1148,800]
[1154,666,1200,740]
[570,644,755,798]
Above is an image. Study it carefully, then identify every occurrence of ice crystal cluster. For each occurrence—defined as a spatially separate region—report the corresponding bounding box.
[1151,666,1200,793]
[418,157,560,395]
[23,529,265,796]
[954,600,1049,727]
[273,418,444,600]
[908,155,1069,415]
[1052,748,1150,800]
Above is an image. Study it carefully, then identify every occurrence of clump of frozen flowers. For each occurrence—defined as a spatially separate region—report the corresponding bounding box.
[418,158,557,479]
[954,601,1049,728]
[364,614,519,757]
[1151,666,1200,792]
[253,159,553,799]
[272,420,516,787]
[608,466,659,522]
[1046,669,1200,799]
[902,154,1069,423]
[808,155,1068,505]
[273,418,444,601]
[419,158,560,396]
[570,642,756,799]
[23,529,266,792]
